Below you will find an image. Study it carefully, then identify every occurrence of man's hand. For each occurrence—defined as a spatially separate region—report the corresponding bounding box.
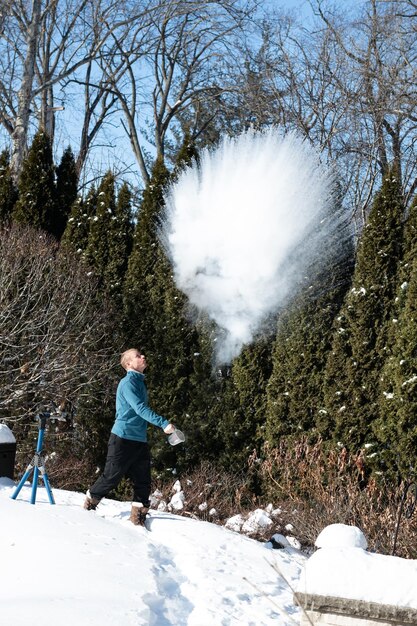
[163,423,175,434]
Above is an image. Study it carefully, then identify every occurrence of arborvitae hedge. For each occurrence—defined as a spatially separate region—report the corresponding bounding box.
[375,196,417,478]
[8,132,417,489]
[266,283,351,445]
[12,131,56,233]
[105,181,133,305]
[61,185,97,256]
[54,146,78,240]
[324,169,404,454]
[123,156,171,347]
[266,190,354,447]
[216,337,273,471]
[84,171,117,287]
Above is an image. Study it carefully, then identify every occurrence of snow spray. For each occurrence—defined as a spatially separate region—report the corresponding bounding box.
[161,128,349,365]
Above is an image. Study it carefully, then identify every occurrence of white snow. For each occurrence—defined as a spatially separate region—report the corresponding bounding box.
[4,480,417,624]
[224,513,245,532]
[383,391,394,399]
[0,424,16,443]
[298,547,417,609]
[298,523,417,610]
[402,375,417,387]
[0,478,305,626]
[168,490,185,511]
[315,523,368,549]
[241,508,273,535]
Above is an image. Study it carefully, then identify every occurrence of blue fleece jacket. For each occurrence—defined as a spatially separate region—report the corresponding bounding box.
[111,370,169,442]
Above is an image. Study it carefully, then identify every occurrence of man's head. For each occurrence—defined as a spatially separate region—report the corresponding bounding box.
[120,348,147,373]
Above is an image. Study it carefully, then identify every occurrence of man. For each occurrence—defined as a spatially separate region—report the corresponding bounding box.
[83,348,175,526]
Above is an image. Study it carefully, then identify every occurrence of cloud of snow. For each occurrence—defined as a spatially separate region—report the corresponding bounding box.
[161,128,346,365]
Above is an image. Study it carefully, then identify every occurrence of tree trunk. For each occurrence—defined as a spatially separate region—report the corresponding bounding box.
[10,0,42,181]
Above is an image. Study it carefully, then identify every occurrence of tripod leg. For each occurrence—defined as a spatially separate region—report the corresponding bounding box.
[10,464,34,500]
[40,466,55,505]
[30,464,40,504]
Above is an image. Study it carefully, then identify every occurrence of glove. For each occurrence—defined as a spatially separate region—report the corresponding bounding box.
[163,423,175,434]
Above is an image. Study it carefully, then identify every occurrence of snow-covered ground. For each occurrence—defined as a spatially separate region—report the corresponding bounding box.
[0,477,306,626]
[3,473,417,626]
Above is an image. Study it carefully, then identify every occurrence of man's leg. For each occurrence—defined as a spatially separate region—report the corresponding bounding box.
[87,434,133,505]
[127,443,151,525]
[127,442,151,506]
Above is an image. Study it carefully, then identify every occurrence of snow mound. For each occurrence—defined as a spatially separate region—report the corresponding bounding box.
[298,523,417,610]
[315,523,368,549]
[298,546,417,609]
[0,424,16,444]
[225,508,275,536]
[169,490,185,511]
[225,513,245,532]
[241,508,273,535]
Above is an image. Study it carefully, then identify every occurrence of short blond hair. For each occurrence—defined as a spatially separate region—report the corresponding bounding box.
[120,348,140,371]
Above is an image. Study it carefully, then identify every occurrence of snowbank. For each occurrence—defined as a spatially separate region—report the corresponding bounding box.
[297,524,417,610]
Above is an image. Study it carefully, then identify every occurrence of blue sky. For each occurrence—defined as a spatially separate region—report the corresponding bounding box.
[270,0,364,17]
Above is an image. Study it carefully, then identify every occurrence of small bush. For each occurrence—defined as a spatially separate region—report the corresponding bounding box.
[152,460,257,523]
[254,437,417,558]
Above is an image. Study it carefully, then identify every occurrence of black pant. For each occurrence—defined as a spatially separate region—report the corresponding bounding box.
[90,434,151,507]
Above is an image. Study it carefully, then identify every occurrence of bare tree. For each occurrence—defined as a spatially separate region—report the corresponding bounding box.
[97,0,260,184]
[0,0,261,185]
[0,224,116,423]
[306,0,417,217]
[225,0,417,226]
[0,0,163,180]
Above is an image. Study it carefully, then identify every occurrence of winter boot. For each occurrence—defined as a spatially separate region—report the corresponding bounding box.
[130,503,149,526]
[83,490,101,511]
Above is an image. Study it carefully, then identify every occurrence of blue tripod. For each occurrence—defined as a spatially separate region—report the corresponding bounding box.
[11,413,55,505]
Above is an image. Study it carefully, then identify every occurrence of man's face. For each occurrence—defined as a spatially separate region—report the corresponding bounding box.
[127,351,147,373]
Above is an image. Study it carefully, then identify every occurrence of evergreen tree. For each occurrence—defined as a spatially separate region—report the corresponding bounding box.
[12,131,56,233]
[266,186,354,447]
[375,195,417,477]
[85,171,117,287]
[70,178,131,473]
[64,175,131,470]
[105,181,133,305]
[172,131,199,179]
[216,336,273,471]
[54,146,78,240]
[0,150,18,224]
[265,310,294,442]
[61,184,97,257]
[266,265,352,446]
[123,156,171,344]
[323,168,404,454]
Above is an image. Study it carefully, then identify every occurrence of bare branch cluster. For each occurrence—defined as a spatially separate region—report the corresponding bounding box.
[1,0,417,219]
[0,224,115,422]
[228,0,417,224]
[0,0,259,184]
